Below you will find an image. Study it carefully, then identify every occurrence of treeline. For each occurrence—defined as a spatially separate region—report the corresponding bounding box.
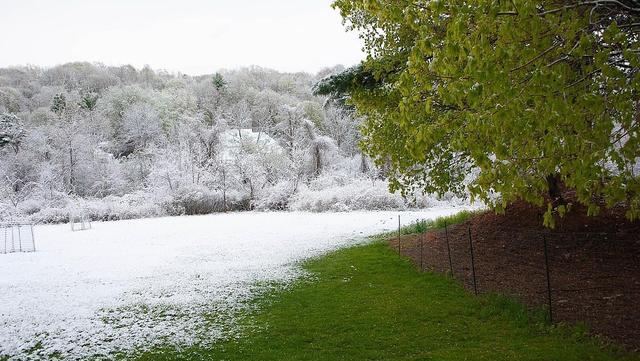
[0,62,449,222]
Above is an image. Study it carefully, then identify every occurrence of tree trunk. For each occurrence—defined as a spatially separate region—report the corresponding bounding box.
[166,173,174,191]
[69,147,75,194]
[360,154,369,174]
[222,168,228,212]
[546,173,565,204]
[314,146,322,176]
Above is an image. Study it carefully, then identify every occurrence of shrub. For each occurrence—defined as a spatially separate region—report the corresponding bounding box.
[161,186,247,216]
[162,186,225,216]
[254,181,295,211]
[290,179,408,212]
[29,207,70,224]
[400,210,481,235]
[16,198,43,215]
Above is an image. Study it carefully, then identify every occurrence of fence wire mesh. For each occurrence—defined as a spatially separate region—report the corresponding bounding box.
[1,222,36,254]
[392,221,640,347]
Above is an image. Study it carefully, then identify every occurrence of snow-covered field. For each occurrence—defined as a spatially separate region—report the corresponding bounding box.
[0,209,463,360]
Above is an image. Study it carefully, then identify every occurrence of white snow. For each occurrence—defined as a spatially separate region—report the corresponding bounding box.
[219,128,284,162]
[0,209,464,360]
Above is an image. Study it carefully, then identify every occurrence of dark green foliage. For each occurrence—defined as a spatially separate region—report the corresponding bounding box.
[212,73,227,92]
[79,92,99,112]
[51,93,67,116]
[312,64,379,109]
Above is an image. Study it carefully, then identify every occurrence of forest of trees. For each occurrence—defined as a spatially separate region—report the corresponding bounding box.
[0,62,453,223]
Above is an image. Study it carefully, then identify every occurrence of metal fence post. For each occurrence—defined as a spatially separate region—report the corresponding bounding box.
[420,233,424,271]
[397,215,401,255]
[18,225,22,252]
[30,224,36,252]
[445,221,454,277]
[468,225,478,296]
[10,225,15,253]
[543,234,553,323]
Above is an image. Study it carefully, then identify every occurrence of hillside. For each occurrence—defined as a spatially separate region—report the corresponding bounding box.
[0,63,459,223]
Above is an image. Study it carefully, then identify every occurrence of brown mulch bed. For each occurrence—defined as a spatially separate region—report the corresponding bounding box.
[390,201,640,350]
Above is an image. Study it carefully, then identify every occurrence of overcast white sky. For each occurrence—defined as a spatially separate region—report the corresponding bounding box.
[0,0,365,75]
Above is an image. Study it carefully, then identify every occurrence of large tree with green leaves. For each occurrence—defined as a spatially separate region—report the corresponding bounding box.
[320,0,640,226]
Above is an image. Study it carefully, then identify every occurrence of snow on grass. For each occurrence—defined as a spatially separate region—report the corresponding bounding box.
[0,209,464,360]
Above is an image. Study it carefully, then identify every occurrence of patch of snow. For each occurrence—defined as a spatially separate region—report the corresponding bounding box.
[219,128,284,162]
[0,209,466,360]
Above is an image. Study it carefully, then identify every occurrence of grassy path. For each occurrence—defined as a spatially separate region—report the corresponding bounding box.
[135,240,638,361]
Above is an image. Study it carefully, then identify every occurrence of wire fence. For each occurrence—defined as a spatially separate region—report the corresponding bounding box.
[393,217,640,347]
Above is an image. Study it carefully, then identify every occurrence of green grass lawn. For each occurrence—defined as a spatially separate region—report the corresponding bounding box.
[133,240,639,361]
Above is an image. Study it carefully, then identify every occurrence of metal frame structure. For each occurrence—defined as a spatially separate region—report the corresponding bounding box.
[70,214,92,232]
[1,222,36,254]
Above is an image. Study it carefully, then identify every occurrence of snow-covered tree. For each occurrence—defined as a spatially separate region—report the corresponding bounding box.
[0,112,25,153]
[0,63,416,222]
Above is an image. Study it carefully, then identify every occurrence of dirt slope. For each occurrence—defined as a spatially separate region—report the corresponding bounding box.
[392,201,640,350]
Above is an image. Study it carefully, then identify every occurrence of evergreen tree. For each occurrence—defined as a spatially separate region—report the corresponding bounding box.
[79,92,98,112]
[212,73,227,92]
[0,112,25,153]
[51,93,67,117]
